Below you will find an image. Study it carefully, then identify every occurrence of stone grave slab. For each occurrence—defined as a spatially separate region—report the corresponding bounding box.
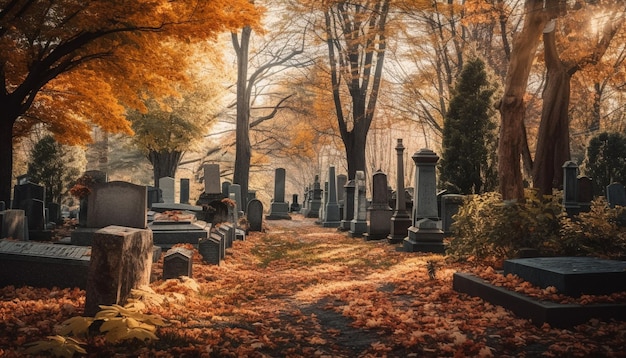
[453,272,626,328]
[163,247,193,279]
[504,257,626,297]
[0,240,91,289]
[150,203,204,215]
[148,220,211,249]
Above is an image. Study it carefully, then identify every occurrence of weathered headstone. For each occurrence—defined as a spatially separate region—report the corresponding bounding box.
[203,164,221,194]
[562,161,580,216]
[26,198,46,231]
[247,199,264,232]
[607,182,626,208]
[304,176,323,218]
[349,171,368,237]
[180,178,190,204]
[159,177,176,204]
[322,167,341,227]
[577,176,593,213]
[84,225,153,316]
[267,168,291,220]
[229,184,243,213]
[12,182,45,209]
[441,194,465,236]
[318,181,329,223]
[388,139,412,244]
[47,202,62,225]
[0,240,91,289]
[403,149,445,253]
[221,181,231,199]
[146,186,162,209]
[86,181,148,229]
[163,247,193,280]
[290,194,301,213]
[78,170,108,227]
[198,235,221,265]
[340,180,356,231]
[364,170,392,240]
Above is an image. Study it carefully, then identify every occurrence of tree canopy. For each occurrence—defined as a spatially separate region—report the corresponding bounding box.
[0,0,260,204]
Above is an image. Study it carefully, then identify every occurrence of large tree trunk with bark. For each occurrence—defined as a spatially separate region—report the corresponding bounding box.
[232,27,252,207]
[148,150,182,188]
[498,0,552,200]
[532,23,571,196]
[0,117,14,205]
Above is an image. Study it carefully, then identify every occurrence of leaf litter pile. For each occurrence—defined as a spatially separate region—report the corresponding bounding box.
[1,216,626,357]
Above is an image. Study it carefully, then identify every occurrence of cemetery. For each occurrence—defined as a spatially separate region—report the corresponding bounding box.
[2,1,626,356]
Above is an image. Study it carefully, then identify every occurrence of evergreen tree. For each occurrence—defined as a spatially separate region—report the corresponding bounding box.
[27,136,84,204]
[582,132,626,197]
[439,58,497,194]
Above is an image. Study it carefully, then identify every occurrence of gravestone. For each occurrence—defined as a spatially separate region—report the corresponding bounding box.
[336,174,347,219]
[247,199,264,232]
[12,182,45,209]
[180,178,190,204]
[403,149,445,253]
[290,194,301,213]
[163,247,193,280]
[159,177,176,204]
[221,181,231,198]
[0,240,91,289]
[26,198,46,231]
[266,168,291,220]
[322,167,341,227]
[388,139,412,244]
[340,180,356,231]
[198,235,221,265]
[229,184,243,213]
[84,226,153,316]
[318,181,329,223]
[86,181,147,229]
[364,170,392,240]
[0,210,26,240]
[146,186,162,209]
[78,170,108,227]
[47,202,62,225]
[304,176,323,218]
[300,186,309,213]
[204,164,222,194]
[577,176,593,213]
[607,182,626,208]
[441,194,465,236]
[562,161,580,216]
[349,171,368,237]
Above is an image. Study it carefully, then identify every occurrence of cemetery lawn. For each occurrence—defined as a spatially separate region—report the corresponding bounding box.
[2,217,626,357]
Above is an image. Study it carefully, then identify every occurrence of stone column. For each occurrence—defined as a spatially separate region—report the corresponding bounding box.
[339,180,355,231]
[388,139,412,244]
[403,149,445,253]
[563,161,580,216]
[322,166,341,227]
[266,168,291,220]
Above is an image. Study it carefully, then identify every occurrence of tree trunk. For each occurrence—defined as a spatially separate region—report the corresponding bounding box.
[498,0,551,200]
[0,117,14,205]
[148,150,182,188]
[532,25,571,196]
[232,27,252,208]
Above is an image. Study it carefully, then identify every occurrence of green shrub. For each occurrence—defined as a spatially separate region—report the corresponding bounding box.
[554,198,626,258]
[448,190,626,263]
[447,189,563,262]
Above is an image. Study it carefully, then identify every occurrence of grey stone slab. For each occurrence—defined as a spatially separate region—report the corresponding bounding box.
[607,182,626,208]
[504,257,626,297]
[0,240,90,289]
[247,199,263,232]
[180,178,190,204]
[199,236,221,265]
[203,164,221,194]
[159,177,176,204]
[149,221,211,249]
[453,272,626,328]
[86,181,147,229]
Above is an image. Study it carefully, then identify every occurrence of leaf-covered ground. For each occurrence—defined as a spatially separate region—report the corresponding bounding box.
[1,216,626,357]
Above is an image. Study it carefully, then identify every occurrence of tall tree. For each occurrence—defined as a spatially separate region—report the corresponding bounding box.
[532,3,626,196]
[321,0,391,179]
[231,1,307,206]
[497,0,557,200]
[439,58,497,194]
[0,0,258,205]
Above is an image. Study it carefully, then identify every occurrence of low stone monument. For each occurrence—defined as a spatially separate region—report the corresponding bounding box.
[266,168,291,220]
[247,199,264,232]
[84,226,153,316]
[163,247,193,280]
[364,170,392,240]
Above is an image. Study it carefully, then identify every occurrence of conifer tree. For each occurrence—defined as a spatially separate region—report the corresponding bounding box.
[439,58,497,194]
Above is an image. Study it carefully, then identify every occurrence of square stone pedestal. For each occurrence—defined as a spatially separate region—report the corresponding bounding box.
[403,218,445,253]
